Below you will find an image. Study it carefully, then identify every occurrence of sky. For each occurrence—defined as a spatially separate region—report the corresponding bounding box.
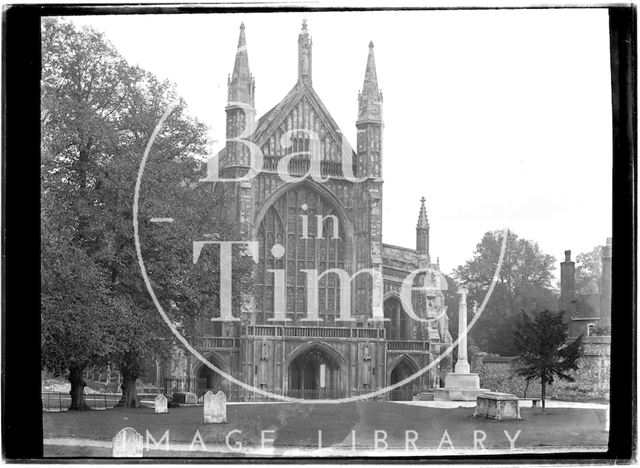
[68,9,613,278]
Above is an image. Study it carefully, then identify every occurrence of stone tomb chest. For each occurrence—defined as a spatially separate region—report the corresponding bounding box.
[474,392,521,421]
[172,392,197,404]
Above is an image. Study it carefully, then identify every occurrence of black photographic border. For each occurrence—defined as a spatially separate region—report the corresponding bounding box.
[2,3,636,463]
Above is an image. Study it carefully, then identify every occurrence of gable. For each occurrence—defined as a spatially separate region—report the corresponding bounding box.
[252,83,356,165]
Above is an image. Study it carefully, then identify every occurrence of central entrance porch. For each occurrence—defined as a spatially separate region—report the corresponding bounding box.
[286,343,345,399]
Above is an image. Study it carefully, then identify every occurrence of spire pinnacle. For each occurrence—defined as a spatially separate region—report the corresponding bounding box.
[416,197,430,258]
[228,22,254,106]
[358,40,382,121]
[417,197,429,229]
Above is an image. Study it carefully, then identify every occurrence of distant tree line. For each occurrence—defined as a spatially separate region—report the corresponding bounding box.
[444,231,598,356]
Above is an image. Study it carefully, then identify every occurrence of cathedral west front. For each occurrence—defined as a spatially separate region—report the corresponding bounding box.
[167,20,453,401]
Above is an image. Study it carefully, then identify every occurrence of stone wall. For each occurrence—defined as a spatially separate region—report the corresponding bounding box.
[475,336,610,400]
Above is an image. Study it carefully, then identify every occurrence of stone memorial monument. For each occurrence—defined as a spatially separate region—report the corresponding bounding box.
[434,286,489,400]
[154,394,168,414]
[112,427,143,458]
[204,390,227,424]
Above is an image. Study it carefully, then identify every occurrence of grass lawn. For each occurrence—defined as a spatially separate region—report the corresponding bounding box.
[43,402,608,457]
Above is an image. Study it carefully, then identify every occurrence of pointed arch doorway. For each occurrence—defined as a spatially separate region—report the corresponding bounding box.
[194,354,226,396]
[286,344,344,399]
[389,355,419,401]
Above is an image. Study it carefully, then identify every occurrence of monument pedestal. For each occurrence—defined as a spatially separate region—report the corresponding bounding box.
[434,373,489,401]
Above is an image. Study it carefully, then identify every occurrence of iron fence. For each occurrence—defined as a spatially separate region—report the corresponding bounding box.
[41,392,122,412]
[43,385,418,410]
[163,377,208,397]
[160,380,415,402]
[285,388,348,399]
[389,387,415,401]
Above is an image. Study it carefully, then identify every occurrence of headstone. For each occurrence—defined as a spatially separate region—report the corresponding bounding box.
[204,390,227,424]
[112,427,143,457]
[154,394,168,414]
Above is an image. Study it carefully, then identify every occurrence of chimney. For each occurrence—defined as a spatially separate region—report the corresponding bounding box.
[560,249,576,322]
[599,237,612,330]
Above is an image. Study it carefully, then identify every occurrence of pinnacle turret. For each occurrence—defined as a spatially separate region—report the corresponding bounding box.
[417,196,429,229]
[228,22,255,106]
[358,41,382,122]
[416,197,430,259]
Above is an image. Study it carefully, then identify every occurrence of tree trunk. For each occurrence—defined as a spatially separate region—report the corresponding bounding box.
[541,380,546,415]
[117,371,140,408]
[68,365,89,411]
[523,379,530,398]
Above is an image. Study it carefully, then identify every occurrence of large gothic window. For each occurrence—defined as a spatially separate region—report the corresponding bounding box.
[256,186,347,325]
[384,296,410,340]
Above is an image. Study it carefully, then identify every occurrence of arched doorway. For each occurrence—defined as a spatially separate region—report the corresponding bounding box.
[194,355,225,396]
[287,345,343,399]
[389,356,419,401]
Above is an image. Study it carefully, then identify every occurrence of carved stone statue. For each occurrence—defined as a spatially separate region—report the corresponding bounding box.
[258,341,268,386]
[362,344,372,386]
[260,341,268,361]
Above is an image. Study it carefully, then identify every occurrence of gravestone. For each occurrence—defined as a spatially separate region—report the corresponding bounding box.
[154,394,168,414]
[112,427,143,457]
[204,390,227,424]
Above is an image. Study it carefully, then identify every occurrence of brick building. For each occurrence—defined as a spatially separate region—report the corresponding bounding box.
[166,21,453,400]
[559,238,612,338]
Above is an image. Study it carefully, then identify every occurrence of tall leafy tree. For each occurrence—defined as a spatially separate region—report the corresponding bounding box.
[41,196,117,409]
[453,230,557,355]
[41,18,253,408]
[512,309,584,413]
[575,245,603,295]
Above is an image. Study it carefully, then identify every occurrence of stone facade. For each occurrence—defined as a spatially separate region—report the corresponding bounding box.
[165,21,452,400]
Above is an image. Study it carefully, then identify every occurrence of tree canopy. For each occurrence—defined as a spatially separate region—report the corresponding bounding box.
[575,245,603,296]
[452,230,557,355]
[41,18,253,408]
[513,309,583,412]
